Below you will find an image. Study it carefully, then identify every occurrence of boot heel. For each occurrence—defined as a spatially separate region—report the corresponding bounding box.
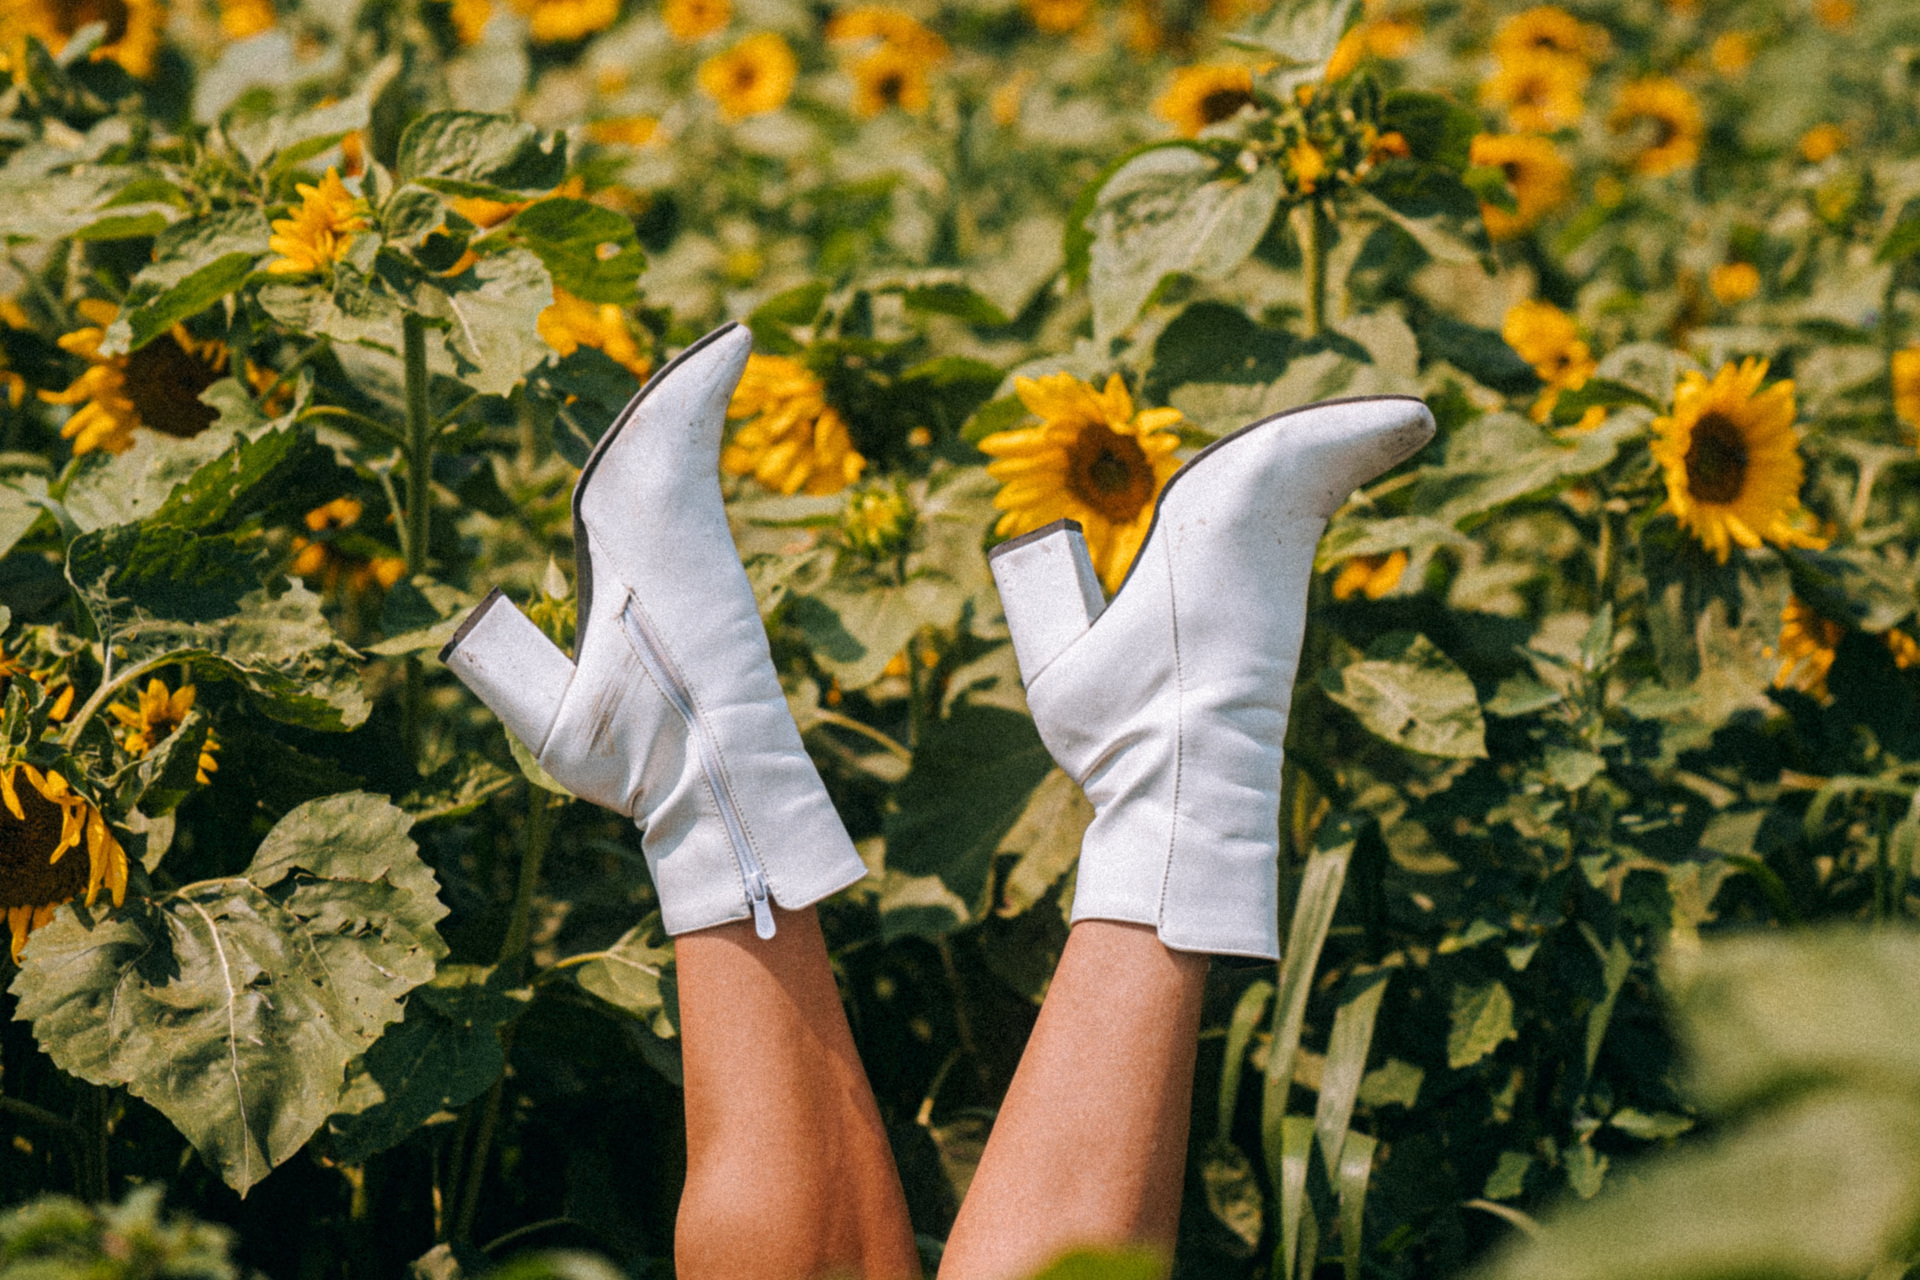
[988,519,1107,685]
[441,589,575,754]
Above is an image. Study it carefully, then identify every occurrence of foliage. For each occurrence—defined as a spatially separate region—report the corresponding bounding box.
[0,0,1916,1272]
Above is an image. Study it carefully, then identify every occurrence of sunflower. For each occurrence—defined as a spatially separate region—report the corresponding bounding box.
[1156,64,1256,137]
[1709,261,1760,305]
[290,498,407,596]
[0,764,128,962]
[1502,298,1594,422]
[1470,133,1572,239]
[1893,347,1920,435]
[1023,0,1088,34]
[41,300,226,456]
[0,0,164,76]
[1772,597,1843,699]
[1491,5,1606,63]
[1798,123,1845,163]
[1324,16,1419,80]
[664,0,727,39]
[1331,550,1409,600]
[538,288,652,378]
[1812,0,1852,31]
[218,0,274,37]
[110,679,219,785]
[587,116,660,147]
[722,354,867,496]
[267,168,368,275]
[979,373,1184,592]
[699,32,798,120]
[510,0,616,41]
[1709,31,1753,76]
[1608,77,1702,176]
[1888,629,1920,671]
[825,5,947,61]
[1479,50,1587,133]
[1650,359,1824,562]
[841,484,914,558]
[849,45,931,116]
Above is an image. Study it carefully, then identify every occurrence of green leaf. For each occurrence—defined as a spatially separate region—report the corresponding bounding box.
[1546,746,1606,791]
[121,708,212,818]
[790,573,967,690]
[0,474,52,558]
[418,249,555,396]
[1232,0,1356,83]
[1482,1151,1531,1200]
[1447,980,1516,1069]
[1429,412,1644,525]
[231,57,399,170]
[1584,936,1632,1075]
[154,422,313,531]
[12,794,444,1194]
[1023,1248,1165,1280]
[1220,979,1275,1140]
[1486,675,1562,717]
[885,704,1054,913]
[327,965,523,1164]
[1316,970,1388,1175]
[1201,1137,1265,1258]
[67,525,369,731]
[1336,1131,1377,1280]
[1876,211,1920,263]
[1085,146,1283,342]
[101,208,271,354]
[899,281,1010,327]
[995,767,1094,917]
[1381,91,1478,172]
[398,757,516,823]
[573,918,677,1036]
[507,197,645,304]
[1608,1108,1694,1141]
[396,112,568,200]
[1323,632,1487,758]
[1357,1059,1423,1110]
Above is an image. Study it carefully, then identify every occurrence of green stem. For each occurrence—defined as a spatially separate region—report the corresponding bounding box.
[400,314,433,767]
[448,789,552,1241]
[75,1086,108,1203]
[1292,200,1327,339]
[812,710,913,763]
[60,652,178,750]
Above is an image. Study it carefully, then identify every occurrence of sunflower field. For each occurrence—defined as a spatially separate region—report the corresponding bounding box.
[0,0,1918,1272]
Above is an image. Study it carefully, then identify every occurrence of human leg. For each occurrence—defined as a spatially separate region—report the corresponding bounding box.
[937,921,1207,1280]
[676,905,920,1280]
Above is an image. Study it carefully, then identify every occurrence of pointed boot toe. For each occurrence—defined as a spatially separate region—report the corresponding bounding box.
[990,394,1436,959]
[443,322,866,939]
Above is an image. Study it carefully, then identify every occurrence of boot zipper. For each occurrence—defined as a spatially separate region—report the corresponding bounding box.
[620,597,776,939]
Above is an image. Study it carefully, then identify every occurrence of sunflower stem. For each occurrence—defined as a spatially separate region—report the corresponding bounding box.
[400,313,433,769]
[61,653,177,751]
[1292,200,1327,339]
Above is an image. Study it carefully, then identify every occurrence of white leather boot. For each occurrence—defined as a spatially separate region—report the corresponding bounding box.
[988,396,1435,959]
[440,322,867,938]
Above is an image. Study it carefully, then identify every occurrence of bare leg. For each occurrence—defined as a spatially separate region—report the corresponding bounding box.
[675,905,920,1280]
[939,920,1209,1280]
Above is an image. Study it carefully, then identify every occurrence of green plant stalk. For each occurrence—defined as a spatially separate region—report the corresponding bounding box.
[1292,201,1327,338]
[401,313,433,767]
[61,651,185,750]
[447,790,553,1239]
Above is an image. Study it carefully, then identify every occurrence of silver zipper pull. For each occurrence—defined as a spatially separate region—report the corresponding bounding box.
[747,872,776,939]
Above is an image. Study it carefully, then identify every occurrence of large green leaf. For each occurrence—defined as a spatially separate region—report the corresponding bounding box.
[396,112,568,200]
[1085,146,1282,342]
[1232,0,1357,84]
[572,918,677,1037]
[884,704,1054,913]
[418,249,555,396]
[508,198,645,304]
[101,209,271,355]
[66,525,369,731]
[789,573,968,690]
[327,965,524,1164]
[1322,632,1487,759]
[11,794,445,1195]
[63,418,311,534]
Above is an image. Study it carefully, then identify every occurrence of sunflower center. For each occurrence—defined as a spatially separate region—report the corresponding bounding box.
[878,71,906,104]
[1067,424,1153,523]
[0,777,88,911]
[731,63,758,91]
[51,0,130,42]
[124,334,221,439]
[1198,88,1253,124]
[1684,412,1749,504]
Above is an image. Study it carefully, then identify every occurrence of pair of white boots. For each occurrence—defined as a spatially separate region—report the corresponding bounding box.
[442,324,1432,959]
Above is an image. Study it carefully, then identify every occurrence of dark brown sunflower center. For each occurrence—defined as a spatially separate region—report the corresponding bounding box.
[731,63,759,91]
[51,0,130,43]
[878,72,906,104]
[1684,412,1749,504]
[124,335,221,440]
[0,777,88,911]
[1199,89,1253,124]
[1067,424,1152,523]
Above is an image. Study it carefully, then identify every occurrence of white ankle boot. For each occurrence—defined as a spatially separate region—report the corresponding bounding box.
[441,323,867,938]
[988,396,1436,958]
